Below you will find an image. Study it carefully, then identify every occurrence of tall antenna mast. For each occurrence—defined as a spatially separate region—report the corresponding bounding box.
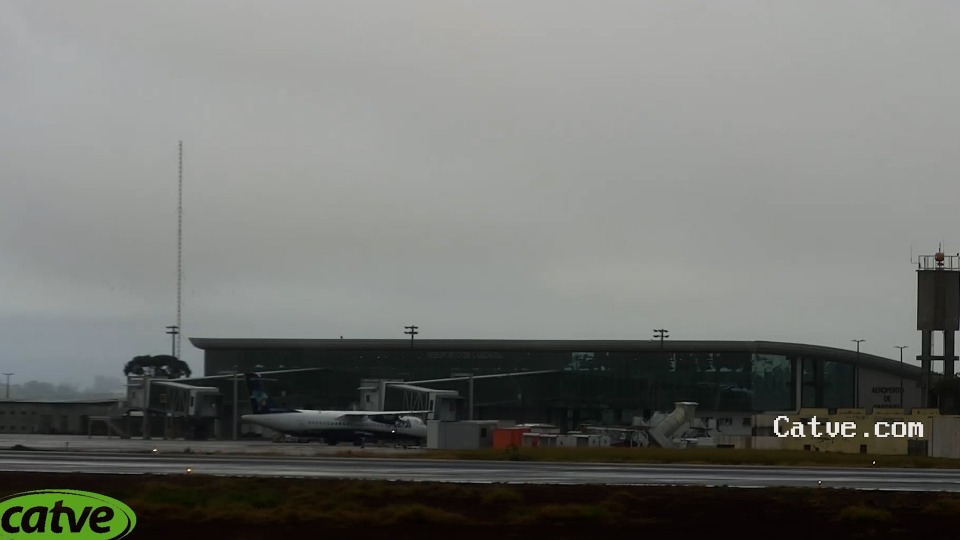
[176,140,183,358]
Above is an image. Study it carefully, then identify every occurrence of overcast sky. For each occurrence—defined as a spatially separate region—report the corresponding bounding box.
[2,1,959,386]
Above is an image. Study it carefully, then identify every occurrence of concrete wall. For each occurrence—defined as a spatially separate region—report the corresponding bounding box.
[522,433,558,447]
[696,413,751,437]
[754,408,947,456]
[0,401,118,435]
[427,420,486,450]
[557,434,611,447]
[464,420,500,447]
[713,411,960,458]
[930,416,960,458]
[713,434,785,450]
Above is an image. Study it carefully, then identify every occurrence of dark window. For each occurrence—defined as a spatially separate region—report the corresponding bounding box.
[801,358,819,407]
[823,361,855,408]
[753,354,793,411]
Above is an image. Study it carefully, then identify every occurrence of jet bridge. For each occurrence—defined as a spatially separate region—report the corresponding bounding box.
[149,380,221,417]
[115,376,224,440]
[385,383,462,421]
[400,370,561,421]
[371,370,561,422]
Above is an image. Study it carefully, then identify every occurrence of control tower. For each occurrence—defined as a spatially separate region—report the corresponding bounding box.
[916,247,960,408]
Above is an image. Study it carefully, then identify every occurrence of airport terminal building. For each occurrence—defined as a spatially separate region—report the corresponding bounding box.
[188,338,925,432]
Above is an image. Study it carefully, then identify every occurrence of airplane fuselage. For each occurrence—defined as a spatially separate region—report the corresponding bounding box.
[241,409,427,445]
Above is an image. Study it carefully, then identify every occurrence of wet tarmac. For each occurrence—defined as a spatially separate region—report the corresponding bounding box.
[0,434,422,456]
[2,450,960,491]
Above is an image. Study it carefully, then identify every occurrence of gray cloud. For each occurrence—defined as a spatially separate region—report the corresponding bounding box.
[2,1,958,384]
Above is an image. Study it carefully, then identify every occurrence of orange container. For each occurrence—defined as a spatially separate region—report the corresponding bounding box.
[493,427,530,449]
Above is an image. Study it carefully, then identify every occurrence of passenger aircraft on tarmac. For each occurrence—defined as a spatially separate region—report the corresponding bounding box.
[240,373,429,446]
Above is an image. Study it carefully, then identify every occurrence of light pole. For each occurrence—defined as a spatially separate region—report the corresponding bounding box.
[852,339,865,407]
[452,372,475,420]
[896,345,908,408]
[851,339,865,357]
[2,373,11,399]
[218,368,241,441]
[653,330,670,401]
[404,325,419,349]
[233,371,238,440]
[653,329,669,348]
[165,326,179,357]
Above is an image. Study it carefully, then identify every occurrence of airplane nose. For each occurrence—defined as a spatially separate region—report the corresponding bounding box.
[241,415,263,426]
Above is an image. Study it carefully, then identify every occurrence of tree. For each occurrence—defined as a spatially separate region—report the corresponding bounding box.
[123,355,192,379]
[90,375,124,394]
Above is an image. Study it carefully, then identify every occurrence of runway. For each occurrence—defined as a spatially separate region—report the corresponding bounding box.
[3,451,960,491]
[0,433,422,456]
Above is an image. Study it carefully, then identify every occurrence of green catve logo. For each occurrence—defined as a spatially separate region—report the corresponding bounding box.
[0,490,135,540]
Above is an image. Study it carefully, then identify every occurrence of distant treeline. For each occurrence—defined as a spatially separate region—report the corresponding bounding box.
[4,375,125,400]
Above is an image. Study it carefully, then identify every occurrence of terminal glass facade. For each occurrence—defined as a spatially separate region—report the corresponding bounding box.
[203,344,863,426]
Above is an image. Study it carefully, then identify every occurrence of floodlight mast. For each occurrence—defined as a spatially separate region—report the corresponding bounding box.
[895,345,908,408]
[404,325,419,348]
[165,326,179,357]
[653,329,669,348]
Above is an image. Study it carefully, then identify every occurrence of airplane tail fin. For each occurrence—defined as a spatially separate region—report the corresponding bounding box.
[244,372,271,414]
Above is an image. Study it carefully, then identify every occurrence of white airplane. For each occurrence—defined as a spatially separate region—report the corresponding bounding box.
[240,372,429,446]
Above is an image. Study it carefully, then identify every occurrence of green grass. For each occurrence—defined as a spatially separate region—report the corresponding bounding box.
[118,477,655,526]
[334,446,960,468]
[379,503,470,525]
[517,503,612,525]
[135,479,285,511]
[480,486,525,506]
[921,497,960,516]
[6,473,960,533]
[835,505,894,523]
[120,479,490,526]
